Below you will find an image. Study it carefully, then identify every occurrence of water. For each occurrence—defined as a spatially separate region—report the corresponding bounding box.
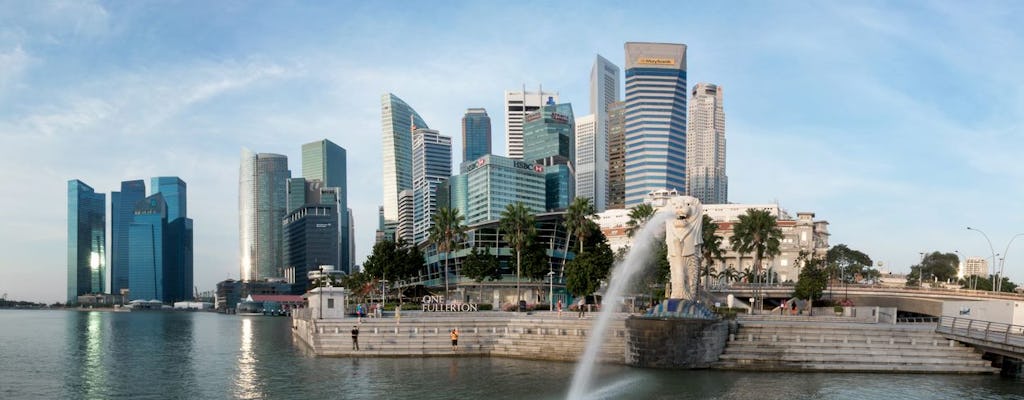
[568,209,674,399]
[3,310,1024,400]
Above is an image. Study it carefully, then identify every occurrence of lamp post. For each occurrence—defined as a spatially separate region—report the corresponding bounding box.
[967,227,998,293]
[381,279,389,305]
[997,233,1024,293]
[318,266,325,320]
[918,252,927,289]
[547,270,554,310]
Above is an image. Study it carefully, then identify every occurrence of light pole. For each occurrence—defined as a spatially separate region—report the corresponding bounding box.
[381,279,389,305]
[997,233,1024,293]
[967,227,998,293]
[318,266,325,320]
[547,270,554,310]
[918,252,927,289]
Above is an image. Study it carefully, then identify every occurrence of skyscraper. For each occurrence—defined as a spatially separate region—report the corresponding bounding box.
[67,180,106,303]
[301,139,351,273]
[623,42,688,206]
[128,193,166,301]
[523,101,575,211]
[504,88,558,160]
[283,204,338,292]
[381,93,429,227]
[151,176,193,303]
[686,83,728,204]
[462,108,491,163]
[152,177,187,222]
[239,149,291,281]
[455,155,546,224]
[111,179,145,295]
[606,101,627,209]
[412,128,452,245]
[584,55,621,211]
[574,114,598,207]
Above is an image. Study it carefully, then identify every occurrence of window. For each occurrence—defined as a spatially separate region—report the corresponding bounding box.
[327,299,334,308]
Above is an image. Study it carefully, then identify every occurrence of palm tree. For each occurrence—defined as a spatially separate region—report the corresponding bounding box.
[563,197,597,254]
[697,214,725,297]
[500,202,536,308]
[625,203,656,237]
[729,208,783,313]
[428,207,466,299]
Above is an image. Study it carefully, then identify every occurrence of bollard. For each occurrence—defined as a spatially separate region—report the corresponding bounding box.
[843,337,848,344]
[414,327,418,334]
[335,327,339,334]
[374,328,378,334]
[795,335,801,343]
[932,340,937,346]
[729,334,735,342]
[820,335,824,343]
[867,338,871,345]
[911,339,916,345]
[748,334,753,342]
[949,340,955,347]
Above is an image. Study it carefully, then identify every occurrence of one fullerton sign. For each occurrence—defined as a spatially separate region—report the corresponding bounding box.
[421,296,478,312]
[637,57,675,66]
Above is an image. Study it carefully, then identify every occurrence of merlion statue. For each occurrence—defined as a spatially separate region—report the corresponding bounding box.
[665,196,703,300]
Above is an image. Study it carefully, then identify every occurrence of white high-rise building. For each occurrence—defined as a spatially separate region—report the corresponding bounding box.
[239,149,290,281]
[381,93,429,226]
[575,55,620,212]
[412,128,452,245]
[574,114,598,207]
[686,83,728,204]
[960,257,988,279]
[504,88,558,160]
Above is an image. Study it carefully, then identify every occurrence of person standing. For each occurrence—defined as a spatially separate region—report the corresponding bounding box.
[577,298,585,318]
[357,303,364,323]
[450,328,459,351]
[351,325,360,350]
[557,299,563,318]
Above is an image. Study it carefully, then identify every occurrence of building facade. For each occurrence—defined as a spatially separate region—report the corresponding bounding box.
[128,193,166,301]
[504,88,558,160]
[381,93,429,226]
[623,42,688,206]
[283,204,339,293]
[686,83,728,204]
[111,179,145,296]
[606,101,627,209]
[396,189,414,244]
[450,154,546,225]
[301,139,351,274]
[574,114,599,208]
[240,149,291,281]
[522,102,575,211]
[412,128,452,245]
[67,180,106,303]
[462,108,491,163]
[961,257,989,279]
[152,176,194,303]
[587,55,620,211]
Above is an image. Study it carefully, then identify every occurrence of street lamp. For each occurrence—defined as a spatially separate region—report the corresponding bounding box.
[547,270,555,309]
[967,227,998,293]
[997,233,1024,293]
[318,265,326,320]
[918,252,927,289]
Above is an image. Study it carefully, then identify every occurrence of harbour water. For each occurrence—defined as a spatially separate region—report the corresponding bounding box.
[2,310,1024,400]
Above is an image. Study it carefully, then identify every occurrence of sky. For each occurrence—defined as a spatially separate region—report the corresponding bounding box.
[1,1,1023,303]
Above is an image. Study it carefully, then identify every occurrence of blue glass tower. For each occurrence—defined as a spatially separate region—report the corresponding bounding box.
[67,180,106,303]
[111,180,145,296]
[462,108,491,163]
[522,101,575,211]
[623,42,688,206]
[151,177,186,221]
[129,193,166,301]
[301,139,351,274]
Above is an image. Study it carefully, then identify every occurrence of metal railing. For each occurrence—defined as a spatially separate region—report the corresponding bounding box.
[937,316,1024,348]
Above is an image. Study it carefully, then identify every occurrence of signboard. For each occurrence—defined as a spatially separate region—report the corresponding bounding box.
[637,57,675,66]
[421,295,478,312]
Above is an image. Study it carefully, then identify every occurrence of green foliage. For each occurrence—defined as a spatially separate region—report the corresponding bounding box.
[626,203,656,237]
[566,236,615,297]
[960,275,1018,292]
[906,251,959,287]
[792,252,828,301]
[564,197,598,253]
[500,202,537,301]
[730,209,783,274]
[341,271,373,301]
[699,214,725,291]
[477,304,493,311]
[428,207,467,293]
[826,244,875,283]
[521,241,551,281]
[362,239,422,283]
[461,246,501,283]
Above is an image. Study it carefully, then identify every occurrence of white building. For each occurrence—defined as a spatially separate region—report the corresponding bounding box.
[584,55,620,212]
[574,114,599,208]
[505,88,558,160]
[960,256,989,279]
[686,83,728,204]
[412,128,452,245]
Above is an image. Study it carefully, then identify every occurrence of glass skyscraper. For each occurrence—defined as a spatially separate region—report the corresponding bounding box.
[67,180,106,303]
[152,177,186,222]
[128,193,166,301]
[381,93,429,228]
[623,42,688,206]
[522,101,575,211]
[151,176,193,303]
[111,179,145,295]
[456,155,546,225]
[412,128,452,245]
[301,139,351,274]
[239,149,291,281]
[606,101,627,209]
[461,108,491,163]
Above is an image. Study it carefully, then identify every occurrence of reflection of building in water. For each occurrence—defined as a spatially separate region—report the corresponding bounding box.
[234,318,261,399]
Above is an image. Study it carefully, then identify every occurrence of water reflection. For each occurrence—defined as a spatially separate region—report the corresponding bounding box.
[83,312,105,399]
[234,317,263,399]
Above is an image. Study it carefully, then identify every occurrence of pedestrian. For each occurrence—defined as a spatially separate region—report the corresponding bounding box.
[357,303,364,323]
[450,328,459,351]
[577,297,585,318]
[351,325,359,350]
[557,299,563,318]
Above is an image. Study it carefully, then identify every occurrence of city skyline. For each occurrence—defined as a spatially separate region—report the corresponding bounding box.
[3,1,1023,302]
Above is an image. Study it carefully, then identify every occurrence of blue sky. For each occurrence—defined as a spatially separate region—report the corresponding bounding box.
[1,1,1022,303]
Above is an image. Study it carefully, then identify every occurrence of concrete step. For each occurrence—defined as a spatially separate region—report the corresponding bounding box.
[713,360,998,374]
[720,345,979,357]
[717,353,992,366]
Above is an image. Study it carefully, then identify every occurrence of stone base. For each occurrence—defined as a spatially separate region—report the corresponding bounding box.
[625,317,728,369]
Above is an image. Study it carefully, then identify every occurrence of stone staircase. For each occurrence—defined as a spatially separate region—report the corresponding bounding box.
[714,316,997,373]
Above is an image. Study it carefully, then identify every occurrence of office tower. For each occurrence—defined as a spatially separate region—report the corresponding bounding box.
[381,93,429,228]
[462,108,491,163]
[623,42,688,206]
[151,176,193,303]
[574,114,598,208]
[606,101,627,209]
[396,189,414,244]
[128,193,165,301]
[504,88,559,159]
[523,101,575,211]
[111,179,145,295]
[301,139,351,274]
[239,149,291,281]
[586,55,621,211]
[347,208,355,268]
[686,83,728,204]
[454,155,546,225]
[67,180,106,303]
[412,128,452,245]
[283,204,339,292]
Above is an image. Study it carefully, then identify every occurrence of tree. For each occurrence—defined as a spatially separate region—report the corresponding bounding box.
[521,240,552,281]
[906,251,958,287]
[341,271,373,303]
[566,235,615,298]
[500,202,536,306]
[730,209,783,312]
[826,244,874,284]
[363,239,422,284]
[563,197,598,254]
[626,203,656,237]
[698,214,725,296]
[428,207,467,298]
[461,246,501,302]
[793,251,828,302]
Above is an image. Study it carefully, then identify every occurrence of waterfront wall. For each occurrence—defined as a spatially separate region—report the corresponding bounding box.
[625,318,728,369]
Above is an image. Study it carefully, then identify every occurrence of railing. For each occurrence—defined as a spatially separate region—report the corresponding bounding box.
[937,316,1024,348]
[896,316,939,323]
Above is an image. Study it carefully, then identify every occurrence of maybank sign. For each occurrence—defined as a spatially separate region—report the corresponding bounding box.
[637,57,675,66]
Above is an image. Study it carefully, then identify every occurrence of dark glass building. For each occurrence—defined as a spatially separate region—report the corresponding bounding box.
[462,108,491,163]
[522,101,575,211]
[111,179,145,295]
[301,139,351,273]
[67,180,106,304]
[129,193,167,301]
[282,204,339,293]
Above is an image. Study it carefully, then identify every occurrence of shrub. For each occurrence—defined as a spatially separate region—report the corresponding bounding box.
[477,304,493,311]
